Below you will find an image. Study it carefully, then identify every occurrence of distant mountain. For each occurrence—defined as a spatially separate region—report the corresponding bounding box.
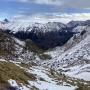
[67,20,90,29]
[3,18,9,23]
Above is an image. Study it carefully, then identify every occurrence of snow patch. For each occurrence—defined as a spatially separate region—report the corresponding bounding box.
[14,37,25,46]
[29,81,76,90]
[8,79,30,90]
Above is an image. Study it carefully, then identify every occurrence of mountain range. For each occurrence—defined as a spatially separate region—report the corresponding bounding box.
[0,19,90,90]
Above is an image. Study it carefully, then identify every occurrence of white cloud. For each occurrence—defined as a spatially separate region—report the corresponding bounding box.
[33,0,62,5]
[32,0,90,8]
[11,13,90,24]
[2,0,63,6]
[3,0,90,9]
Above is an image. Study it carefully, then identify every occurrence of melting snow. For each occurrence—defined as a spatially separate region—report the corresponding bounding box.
[64,64,90,81]
[29,81,75,90]
[8,79,30,90]
[0,59,7,62]
[28,66,76,90]
[14,37,25,46]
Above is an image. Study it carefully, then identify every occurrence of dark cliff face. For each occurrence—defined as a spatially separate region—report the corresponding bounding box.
[6,29,73,50]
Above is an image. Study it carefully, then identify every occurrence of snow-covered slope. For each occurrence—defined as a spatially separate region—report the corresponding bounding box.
[0,19,90,90]
[44,25,90,81]
[67,20,90,29]
[4,21,66,33]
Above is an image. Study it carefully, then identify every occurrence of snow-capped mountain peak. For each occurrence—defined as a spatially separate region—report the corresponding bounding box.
[3,20,66,33]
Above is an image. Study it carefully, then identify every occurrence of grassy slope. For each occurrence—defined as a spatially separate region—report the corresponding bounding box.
[0,61,36,90]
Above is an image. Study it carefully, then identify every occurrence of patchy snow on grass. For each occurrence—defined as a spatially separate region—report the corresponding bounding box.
[0,59,7,62]
[14,37,25,46]
[43,35,90,82]
[27,66,76,90]
[29,80,76,90]
[28,66,54,83]
[74,72,90,81]
[8,79,30,90]
[64,64,90,81]
[8,79,18,87]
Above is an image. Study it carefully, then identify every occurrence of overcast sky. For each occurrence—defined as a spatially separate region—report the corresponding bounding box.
[0,0,90,23]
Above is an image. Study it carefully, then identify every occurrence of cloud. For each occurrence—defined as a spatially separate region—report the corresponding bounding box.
[3,0,90,9]
[19,0,90,9]
[28,0,90,9]
[3,0,63,5]
[32,0,63,5]
[62,0,90,9]
[1,0,90,20]
[11,13,90,24]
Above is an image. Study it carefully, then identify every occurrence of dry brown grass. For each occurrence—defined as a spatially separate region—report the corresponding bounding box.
[0,61,36,89]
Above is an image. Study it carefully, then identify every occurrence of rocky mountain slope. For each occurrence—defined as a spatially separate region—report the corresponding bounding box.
[0,20,90,90]
[0,29,35,62]
[3,20,90,49]
[44,24,90,82]
[0,30,76,90]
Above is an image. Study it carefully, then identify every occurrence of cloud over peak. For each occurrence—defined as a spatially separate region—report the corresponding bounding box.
[11,13,90,24]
